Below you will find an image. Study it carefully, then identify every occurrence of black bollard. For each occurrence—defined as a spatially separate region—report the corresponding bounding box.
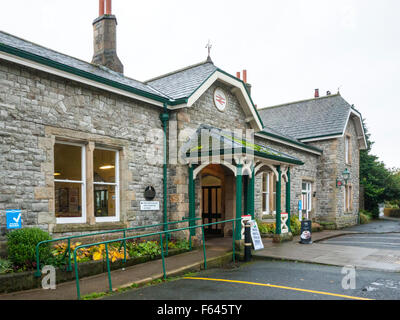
[244,222,252,262]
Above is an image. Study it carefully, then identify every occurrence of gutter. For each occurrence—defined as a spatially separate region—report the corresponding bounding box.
[256,131,323,155]
[0,43,169,105]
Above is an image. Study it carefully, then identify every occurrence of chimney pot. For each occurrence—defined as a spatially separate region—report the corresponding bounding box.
[99,0,105,16]
[106,0,112,14]
[315,89,319,98]
[243,70,247,83]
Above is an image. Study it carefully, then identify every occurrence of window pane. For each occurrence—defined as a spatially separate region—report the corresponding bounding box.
[203,188,209,214]
[272,192,276,212]
[54,144,82,181]
[94,149,116,183]
[55,182,82,218]
[211,188,217,213]
[94,185,116,217]
[262,193,266,212]
[262,173,267,192]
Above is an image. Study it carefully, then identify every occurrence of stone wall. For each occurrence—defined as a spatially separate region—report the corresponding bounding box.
[253,136,319,221]
[168,81,252,238]
[255,117,360,229]
[308,116,360,228]
[335,117,360,228]
[0,59,165,240]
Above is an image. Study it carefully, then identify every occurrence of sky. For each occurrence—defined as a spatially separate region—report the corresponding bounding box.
[1,0,399,168]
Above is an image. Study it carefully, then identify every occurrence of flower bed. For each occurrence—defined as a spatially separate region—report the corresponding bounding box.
[0,239,191,294]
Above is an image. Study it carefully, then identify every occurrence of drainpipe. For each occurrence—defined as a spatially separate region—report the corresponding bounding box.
[160,103,169,235]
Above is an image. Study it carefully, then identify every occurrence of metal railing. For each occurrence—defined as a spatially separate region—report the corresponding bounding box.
[73,218,242,300]
[34,217,201,277]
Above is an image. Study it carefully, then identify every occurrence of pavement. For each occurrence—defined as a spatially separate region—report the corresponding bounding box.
[1,218,399,300]
[254,218,400,273]
[0,237,234,300]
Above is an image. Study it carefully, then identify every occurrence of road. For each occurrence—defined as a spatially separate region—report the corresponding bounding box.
[103,260,400,301]
[320,233,400,250]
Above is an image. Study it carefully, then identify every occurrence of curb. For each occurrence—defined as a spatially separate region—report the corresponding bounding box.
[313,231,400,243]
[113,252,234,292]
[251,254,400,273]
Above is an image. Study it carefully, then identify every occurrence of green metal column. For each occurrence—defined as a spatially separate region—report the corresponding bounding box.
[188,165,195,236]
[160,104,169,234]
[244,175,248,215]
[286,167,291,232]
[235,164,243,239]
[275,166,282,235]
[250,166,255,219]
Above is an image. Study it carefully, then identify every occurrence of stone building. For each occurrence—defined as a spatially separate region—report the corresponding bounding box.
[0,1,367,252]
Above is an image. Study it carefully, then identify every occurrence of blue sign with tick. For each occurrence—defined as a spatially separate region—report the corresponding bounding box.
[6,210,22,230]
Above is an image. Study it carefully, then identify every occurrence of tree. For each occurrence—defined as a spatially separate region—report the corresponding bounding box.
[360,120,400,218]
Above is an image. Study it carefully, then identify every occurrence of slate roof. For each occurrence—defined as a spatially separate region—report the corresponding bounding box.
[145,61,218,100]
[183,124,304,165]
[258,94,353,141]
[0,31,168,99]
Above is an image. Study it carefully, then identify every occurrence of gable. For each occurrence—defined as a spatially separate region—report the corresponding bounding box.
[182,81,251,132]
[258,94,367,150]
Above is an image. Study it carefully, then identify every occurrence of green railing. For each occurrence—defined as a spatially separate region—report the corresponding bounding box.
[73,218,241,300]
[34,217,201,277]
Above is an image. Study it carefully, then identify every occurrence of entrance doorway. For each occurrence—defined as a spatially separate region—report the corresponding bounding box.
[201,174,223,237]
[202,185,223,236]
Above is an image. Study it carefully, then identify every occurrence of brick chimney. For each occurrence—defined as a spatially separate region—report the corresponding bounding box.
[314,88,319,98]
[237,70,252,95]
[92,0,124,73]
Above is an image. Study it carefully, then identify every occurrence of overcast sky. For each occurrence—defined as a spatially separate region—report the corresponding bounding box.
[1,0,399,168]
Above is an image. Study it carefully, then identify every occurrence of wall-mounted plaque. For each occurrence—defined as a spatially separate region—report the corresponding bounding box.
[140,201,160,211]
[144,186,156,200]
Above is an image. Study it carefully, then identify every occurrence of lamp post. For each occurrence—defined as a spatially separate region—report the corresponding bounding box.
[336,168,351,188]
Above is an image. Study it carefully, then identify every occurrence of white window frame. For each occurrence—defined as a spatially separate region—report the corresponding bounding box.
[344,184,353,212]
[301,181,312,216]
[94,147,120,223]
[55,141,87,224]
[262,172,270,214]
[345,135,351,164]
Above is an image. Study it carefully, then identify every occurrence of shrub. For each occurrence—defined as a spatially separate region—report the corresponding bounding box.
[0,258,13,274]
[290,215,301,236]
[311,222,323,232]
[360,212,371,224]
[127,240,161,259]
[256,219,275,234]
[6,228,52,270]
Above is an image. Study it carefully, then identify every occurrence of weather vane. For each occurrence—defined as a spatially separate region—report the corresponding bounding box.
[205,40,213,63]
